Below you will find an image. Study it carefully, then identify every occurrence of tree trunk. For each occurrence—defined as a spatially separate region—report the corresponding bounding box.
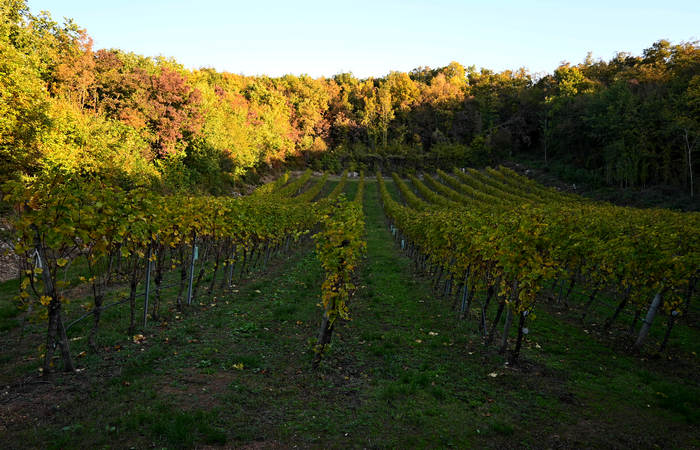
[604,288,631,331]
[580,287,599,323]
[88,250,116,351]
[88,294,104,352]
[685,129,695,198]
[56,308,74,372]
[34,241,74,375]
[487,297,506,345]
[499,308,513,354]
[432,266,443,291]
[43,296,74,375]
[443,273,453,298]
[221,243,235,290]
[481,284,496,336]
[176,246,187,311]
[43,297,60,376]
[465,283,476,320]
[192,243,209,302]
[498,283,519,353]
[458,269,470,317]
[313,313,335,368]
[509,312,527,364]
[208,244,221,294]
[239,248,248,279]
[561,274,577,307]
[152,247,164,321]
[263,242,271,269]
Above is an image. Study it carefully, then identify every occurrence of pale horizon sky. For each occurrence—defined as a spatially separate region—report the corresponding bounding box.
[26,0,700,79]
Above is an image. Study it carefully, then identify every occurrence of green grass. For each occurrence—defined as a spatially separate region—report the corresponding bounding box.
[0,179,698,448]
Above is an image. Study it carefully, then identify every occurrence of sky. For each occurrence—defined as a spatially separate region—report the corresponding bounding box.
[26,0,700,78]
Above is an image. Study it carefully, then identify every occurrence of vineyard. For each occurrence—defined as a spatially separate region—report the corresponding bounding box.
[2,168,365,375]
[0,169,698,448]
[380,167,698,362]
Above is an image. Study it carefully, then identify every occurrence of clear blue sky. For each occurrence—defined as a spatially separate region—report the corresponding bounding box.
[27,0,700,78]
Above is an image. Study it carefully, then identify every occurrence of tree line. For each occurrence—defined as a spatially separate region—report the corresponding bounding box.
[1,0,698,196]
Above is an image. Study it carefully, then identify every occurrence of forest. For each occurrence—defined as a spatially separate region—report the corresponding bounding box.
[2,1,699,197]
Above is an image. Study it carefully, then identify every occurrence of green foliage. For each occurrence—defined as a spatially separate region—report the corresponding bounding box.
[314,196,366,326]
[0,35,51,180]
[380,167,699,334]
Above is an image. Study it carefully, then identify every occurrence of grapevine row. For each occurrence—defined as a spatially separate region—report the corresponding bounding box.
[313,171,365,366]
[380,169,698,359]
[5,170,365,374]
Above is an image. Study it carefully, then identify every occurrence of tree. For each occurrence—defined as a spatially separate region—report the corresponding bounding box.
[139,66,203,159]
[679,75,700,197]
[376,83,394,148]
